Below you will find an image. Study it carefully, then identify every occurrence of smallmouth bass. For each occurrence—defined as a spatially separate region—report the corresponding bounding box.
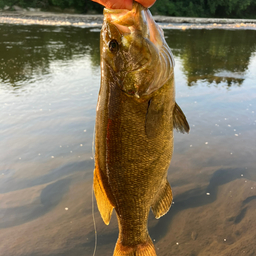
[94,2,189,255]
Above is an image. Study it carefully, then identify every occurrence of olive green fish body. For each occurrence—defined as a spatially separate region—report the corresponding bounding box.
[94,3,189,255]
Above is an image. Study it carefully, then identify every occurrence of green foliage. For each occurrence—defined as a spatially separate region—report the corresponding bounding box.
[0,0,256,18]
[84,1,103,13]
[0,0,49,9]
[0,0,102,13]
[49,0,81,9]
[0,0,5,9]
[150,0,207,17]
[207,0,254,17]
[150,0,256,18]
[151,0,256,18]
[167,29,256,87]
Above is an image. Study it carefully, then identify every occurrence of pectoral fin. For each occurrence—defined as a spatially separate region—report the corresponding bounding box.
[173,102,190,133]
[145,98,164,138]
[93,166,114,225]
[151,179,173,219]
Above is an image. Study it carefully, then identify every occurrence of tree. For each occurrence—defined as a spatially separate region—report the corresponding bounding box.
[0,0,49,9]
[207,0,254,18]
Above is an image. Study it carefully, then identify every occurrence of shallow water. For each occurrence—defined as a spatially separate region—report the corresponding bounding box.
[0,24,256,256]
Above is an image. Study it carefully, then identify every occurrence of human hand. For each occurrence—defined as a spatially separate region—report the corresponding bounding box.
[91,0,156,10]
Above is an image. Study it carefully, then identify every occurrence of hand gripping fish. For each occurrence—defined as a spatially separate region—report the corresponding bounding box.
[93,2,189,255]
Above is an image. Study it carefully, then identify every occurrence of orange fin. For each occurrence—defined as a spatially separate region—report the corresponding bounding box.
[113,236,156,256]
[173,102,190,134]
[151,179,173,219]
[93,166,114,225]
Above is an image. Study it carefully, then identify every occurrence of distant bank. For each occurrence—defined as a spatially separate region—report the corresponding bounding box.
[0,10,256,29]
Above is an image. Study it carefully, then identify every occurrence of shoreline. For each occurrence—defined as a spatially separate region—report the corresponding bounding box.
[0,11,256,29]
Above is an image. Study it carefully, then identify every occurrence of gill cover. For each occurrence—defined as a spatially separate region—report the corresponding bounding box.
[101,2,175,98]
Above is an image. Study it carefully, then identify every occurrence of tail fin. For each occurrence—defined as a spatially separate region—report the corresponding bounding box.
[113,236,157,256]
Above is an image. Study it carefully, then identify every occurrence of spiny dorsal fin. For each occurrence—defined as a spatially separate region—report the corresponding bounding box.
[151,179,173,219]
[173,102,190,133]
[93,166,114,225]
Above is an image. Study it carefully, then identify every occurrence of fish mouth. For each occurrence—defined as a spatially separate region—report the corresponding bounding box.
[104,3,148,37]
[104,2,164,48]
[103,8,133,25]
[102,2,174,98]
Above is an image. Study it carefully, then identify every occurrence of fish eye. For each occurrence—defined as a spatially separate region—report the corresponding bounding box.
[109,40,119,52]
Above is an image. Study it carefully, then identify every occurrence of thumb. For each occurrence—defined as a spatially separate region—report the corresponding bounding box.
[91,0,133,10]
[136,0,156,8]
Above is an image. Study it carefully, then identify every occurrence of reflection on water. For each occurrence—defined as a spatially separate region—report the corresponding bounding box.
[0,25,100,88]
[165,29,256,87]
[0,24,256,256]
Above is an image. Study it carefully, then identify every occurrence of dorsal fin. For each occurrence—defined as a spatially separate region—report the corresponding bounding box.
[173,102,190,133]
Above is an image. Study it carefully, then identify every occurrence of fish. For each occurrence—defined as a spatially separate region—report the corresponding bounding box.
[93,2,189,255]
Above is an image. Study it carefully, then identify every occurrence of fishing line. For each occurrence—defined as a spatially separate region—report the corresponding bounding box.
[92,124,95,159]
[92,183,97,256]
[92,124,97,256]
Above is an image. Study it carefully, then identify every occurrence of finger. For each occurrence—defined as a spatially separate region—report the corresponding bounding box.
[91,0,133,10]
[136,0,156,8]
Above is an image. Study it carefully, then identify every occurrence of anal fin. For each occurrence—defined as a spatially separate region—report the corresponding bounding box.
[173,102,190,133]
[151,179,173,219]
[93,166,114,225]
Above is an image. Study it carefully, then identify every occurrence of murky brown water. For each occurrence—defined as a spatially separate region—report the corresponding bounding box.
[0,24,256,256]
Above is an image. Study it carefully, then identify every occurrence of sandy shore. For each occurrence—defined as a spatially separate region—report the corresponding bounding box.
[0,10,256,29]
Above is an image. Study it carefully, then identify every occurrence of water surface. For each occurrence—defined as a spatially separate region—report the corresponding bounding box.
[0,24,256,256]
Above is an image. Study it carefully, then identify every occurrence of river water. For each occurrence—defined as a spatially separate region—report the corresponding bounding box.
[0,24,256,256]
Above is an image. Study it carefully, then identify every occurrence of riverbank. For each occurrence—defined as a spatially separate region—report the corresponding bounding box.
[0,10,256,29]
